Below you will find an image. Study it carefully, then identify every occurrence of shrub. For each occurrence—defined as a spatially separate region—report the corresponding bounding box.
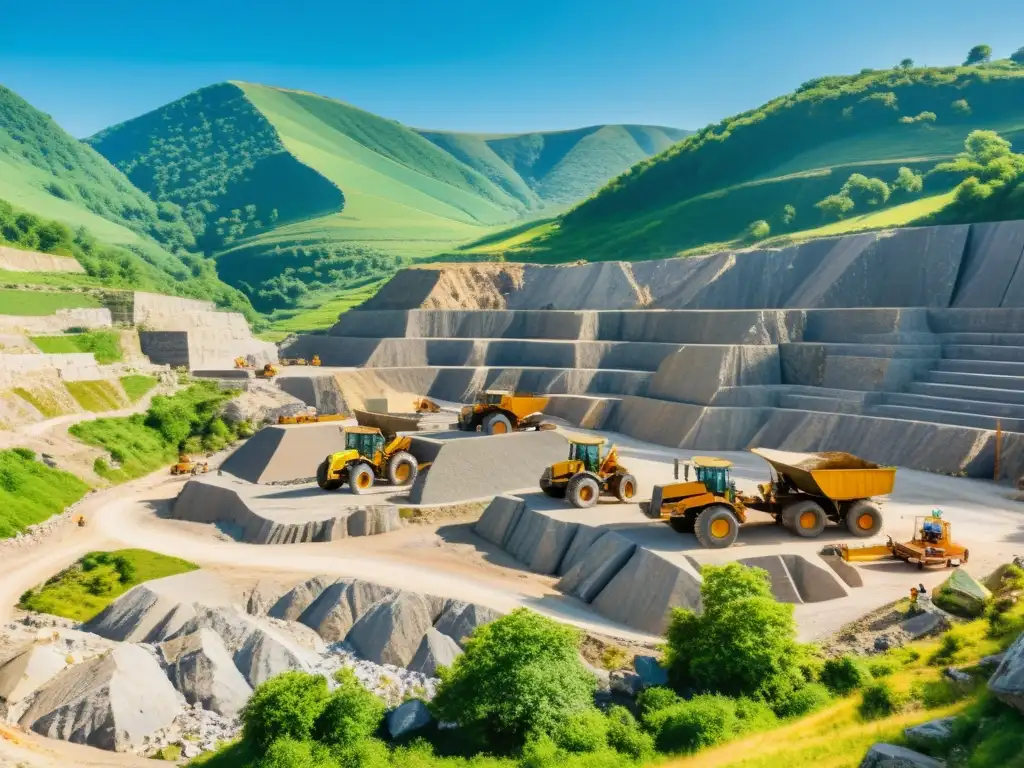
[259,737,338,768]
[858,681,906,720]
[600,645,630,671]
[911,678,969,709]
[605,706,655,760]
[313,668,385,748]
[552,708,607,753]
[930,633,966,666]
[733,697,779,731]
[867,657,901,678]
[431,609,596,752]
[112,555,137,583]
[636,686,681,720]
[646,694,738,754]
[820,656,873,695]
[745,219,771,241]
[242,672,330,749]
[773,683,831,718]
[11,447,35,461]
[85,571,119,596]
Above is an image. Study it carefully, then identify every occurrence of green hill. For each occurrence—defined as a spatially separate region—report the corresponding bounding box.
[493,62,1024,262]
[0,85,255,317]
[87,82,686,311]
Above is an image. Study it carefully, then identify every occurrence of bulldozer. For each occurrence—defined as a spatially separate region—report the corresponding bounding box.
[316,426,421,494]
[456,390,550,434]
[255,363,278,379]
[836,510,969,569]
[540,435,637,508]
[170,455,209,476]
[649,448,895,549]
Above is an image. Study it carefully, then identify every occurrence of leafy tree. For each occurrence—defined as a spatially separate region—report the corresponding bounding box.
[745,220,770,241]
[815,194,855,219]
[951,99,972,116]
[1013,47,1024,65]
[663,563,807,711]
[604,707,655,760]
[313,668,385,749]
[431,608,597,751]
[643,695,739,753]
[893,167,924,194]
[259,737,339,768]
[242,672,330,749]
[964,130,1014,164]
[965,44,992,65]
[842,173,890,206]
[898,111,937,125]
[781,204,796,225]
[552,709,608,753]
[899,58,914,69]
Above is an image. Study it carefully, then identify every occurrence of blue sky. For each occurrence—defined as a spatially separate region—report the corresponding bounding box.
[3,0,1024,138]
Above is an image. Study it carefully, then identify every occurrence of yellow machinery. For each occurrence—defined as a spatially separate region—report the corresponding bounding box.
[838,510,969,569]
[311,355,322,367]
[280,358,308,366]
[170,455,209,476]
[540,435,637,508]
[650,448,895,549]
[234,357,250,369]
[255,363,278,379]
[278,412,347,425]
[414,397,441,413]
[317,426,420,494]
[457,390,550,434]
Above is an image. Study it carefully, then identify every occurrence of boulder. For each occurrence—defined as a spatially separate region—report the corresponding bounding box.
[19,645,182,751]
[900,611,948,639]
[387,699,433,739]
[610,671,643,698]
[268,576,334,621]
[904,717,955,746]
[408,629,463,676]
[556,530,637,602]
[347,592,434,667]
[0,644,69,704]
[347,507,403,537]
[160,628,253,717]
[989,629,1024,714]
[859,743,945,768]
[433,602,501,649]
[633,656,668,689]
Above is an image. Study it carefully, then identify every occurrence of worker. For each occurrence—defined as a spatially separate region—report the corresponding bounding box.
[910,586,919,604]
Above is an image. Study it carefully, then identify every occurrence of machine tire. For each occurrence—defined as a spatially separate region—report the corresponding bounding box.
[784,499,828,538]
[483,413,513,435]
[844,500,883,538]
[567,474,601,509]
[669,515,695,534]
[694,505,740,549]
[349,462,376,495]
[614,472,638,503]
[541,483,566,498]
[387,452,419,486]
[316,460,342,491]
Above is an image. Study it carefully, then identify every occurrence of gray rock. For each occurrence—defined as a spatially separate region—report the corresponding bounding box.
[633,655,668,689]
[859,743,945,768]
[979,652,1006,670]
[0,644,68,704]
[19,645,182,751]
[299,579,398,643]
[387,699,433,739]
[989,629,1024,714]
[161,628,253,717]
[268,576,334,621]
[433,602,501,649]
[900,611,948,639]
[556,531,637,602]
[347,592,434,667]
[945,667,973,688]
[904,717,955,746]
[246,582,271,616]
[408,629,463,676]
[347,507,403,537]
[610,671,643,698]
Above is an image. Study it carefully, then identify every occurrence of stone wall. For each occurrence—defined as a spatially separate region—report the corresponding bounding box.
[0,352,103,388]
[0,308,112,334]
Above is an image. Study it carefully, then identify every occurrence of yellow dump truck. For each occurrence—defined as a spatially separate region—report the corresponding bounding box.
[456,390,550,434]
[650,448,895,548]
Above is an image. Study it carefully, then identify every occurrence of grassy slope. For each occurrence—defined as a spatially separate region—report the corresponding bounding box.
[0,449,89,537]
[499,63,1024,261]
[263,278,388,337]
[120,374,158,402]
[30,330,123,364]
[19,549,198,621]
[0,288,101,314]
[65,380,128,412]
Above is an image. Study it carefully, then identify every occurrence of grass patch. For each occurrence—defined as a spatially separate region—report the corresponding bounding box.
[0,448,89,538]
[264,278,388,335]
[18,548,198,622]
[120,374,158,402]
[65,380,127,412]
[0,287,100,315]
[30,330,123,364]
[12,385,66,417]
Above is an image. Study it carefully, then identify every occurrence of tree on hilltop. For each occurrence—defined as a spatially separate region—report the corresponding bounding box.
[899,58,914,69]
[965,44,992,65]
[842,173,891,206]
[1011,47,1024,65]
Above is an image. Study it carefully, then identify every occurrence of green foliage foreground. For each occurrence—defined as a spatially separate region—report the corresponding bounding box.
[0,448,89,538]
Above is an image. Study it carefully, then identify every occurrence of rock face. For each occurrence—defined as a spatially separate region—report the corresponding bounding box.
[347,507,403,537]
[19,645,182,751]
[0,645,69,704]
[387,699,434,739]
[348,593,436,667]
[408,629,463,676]
[859,743,945,768]
[433,602,501,649]
[161,629,253,717]
[268,576,334,621]
[633,656,668,689]
[904,717,955,746]
[989,629,1024,714]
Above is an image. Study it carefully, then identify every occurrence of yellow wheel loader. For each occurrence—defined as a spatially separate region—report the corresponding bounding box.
[650,449,895,549]
[255,363,278,379]
[540,435,637,508]
[457,390,550,435]
[170,454,209,476]
[311,355,322,367]
[316,426,420,494]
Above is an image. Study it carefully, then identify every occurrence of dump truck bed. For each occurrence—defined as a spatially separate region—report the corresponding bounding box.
[505,395,549,420]
[751,448,895,500]
[354,409,423,435]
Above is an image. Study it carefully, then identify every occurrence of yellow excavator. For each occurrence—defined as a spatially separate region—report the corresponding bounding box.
[540,435,637,508]
[316,426,421,494]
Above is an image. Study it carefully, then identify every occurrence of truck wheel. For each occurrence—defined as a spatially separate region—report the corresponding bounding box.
[483,413,513,435]
[614,473,638,503]
[387,452,418,486]
[541,483,566,498]
[669,515,695,534]
[694,505,740,548]
[567,474,600,509]
[785,499,827,538]
[844,500,882,537]
[349,462,375,495]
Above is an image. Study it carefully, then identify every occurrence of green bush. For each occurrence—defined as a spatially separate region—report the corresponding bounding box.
[313,669,385,748]
[820,656,873,695]
[866,657,901,678]
[645,694,739,754]
[858,681,906,721]
[930,633,966,666]
[11,447,35,461]
[551,708,607,753]
[85,571,120,596]
[242,672,331,749]
[604,706,655,760]
[259,737,338,768]
[774,682,832,717]
[0,448,89,538]
[911,678,969,709]
[430,609,596,752]
[636,686,681,720]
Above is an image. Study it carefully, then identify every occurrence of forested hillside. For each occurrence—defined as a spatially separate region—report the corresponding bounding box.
[490,61,1024,262]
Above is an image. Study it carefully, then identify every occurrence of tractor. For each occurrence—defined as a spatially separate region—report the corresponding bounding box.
[457,390,550,434]
[316,426,420,494]
[170,455,209,476]
[540,435,637,508]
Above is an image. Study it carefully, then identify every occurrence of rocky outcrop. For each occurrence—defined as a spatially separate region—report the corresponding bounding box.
[989,629,1024,714]
[433,602,501,649]
[347,507,403,537]
[160,629,253,717]
[408,629,463,676]
[348,593,436,667]
[0,645,69,704]
[904,717,955,746]
[19,645,182,751]
[268,576,334,621]
[859,743,945,768]
[557,531,637,602]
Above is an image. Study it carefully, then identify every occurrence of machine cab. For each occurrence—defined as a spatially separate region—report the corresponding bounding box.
[345,427,385,459]
[568,436,606,473]
[693,456,734,497]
